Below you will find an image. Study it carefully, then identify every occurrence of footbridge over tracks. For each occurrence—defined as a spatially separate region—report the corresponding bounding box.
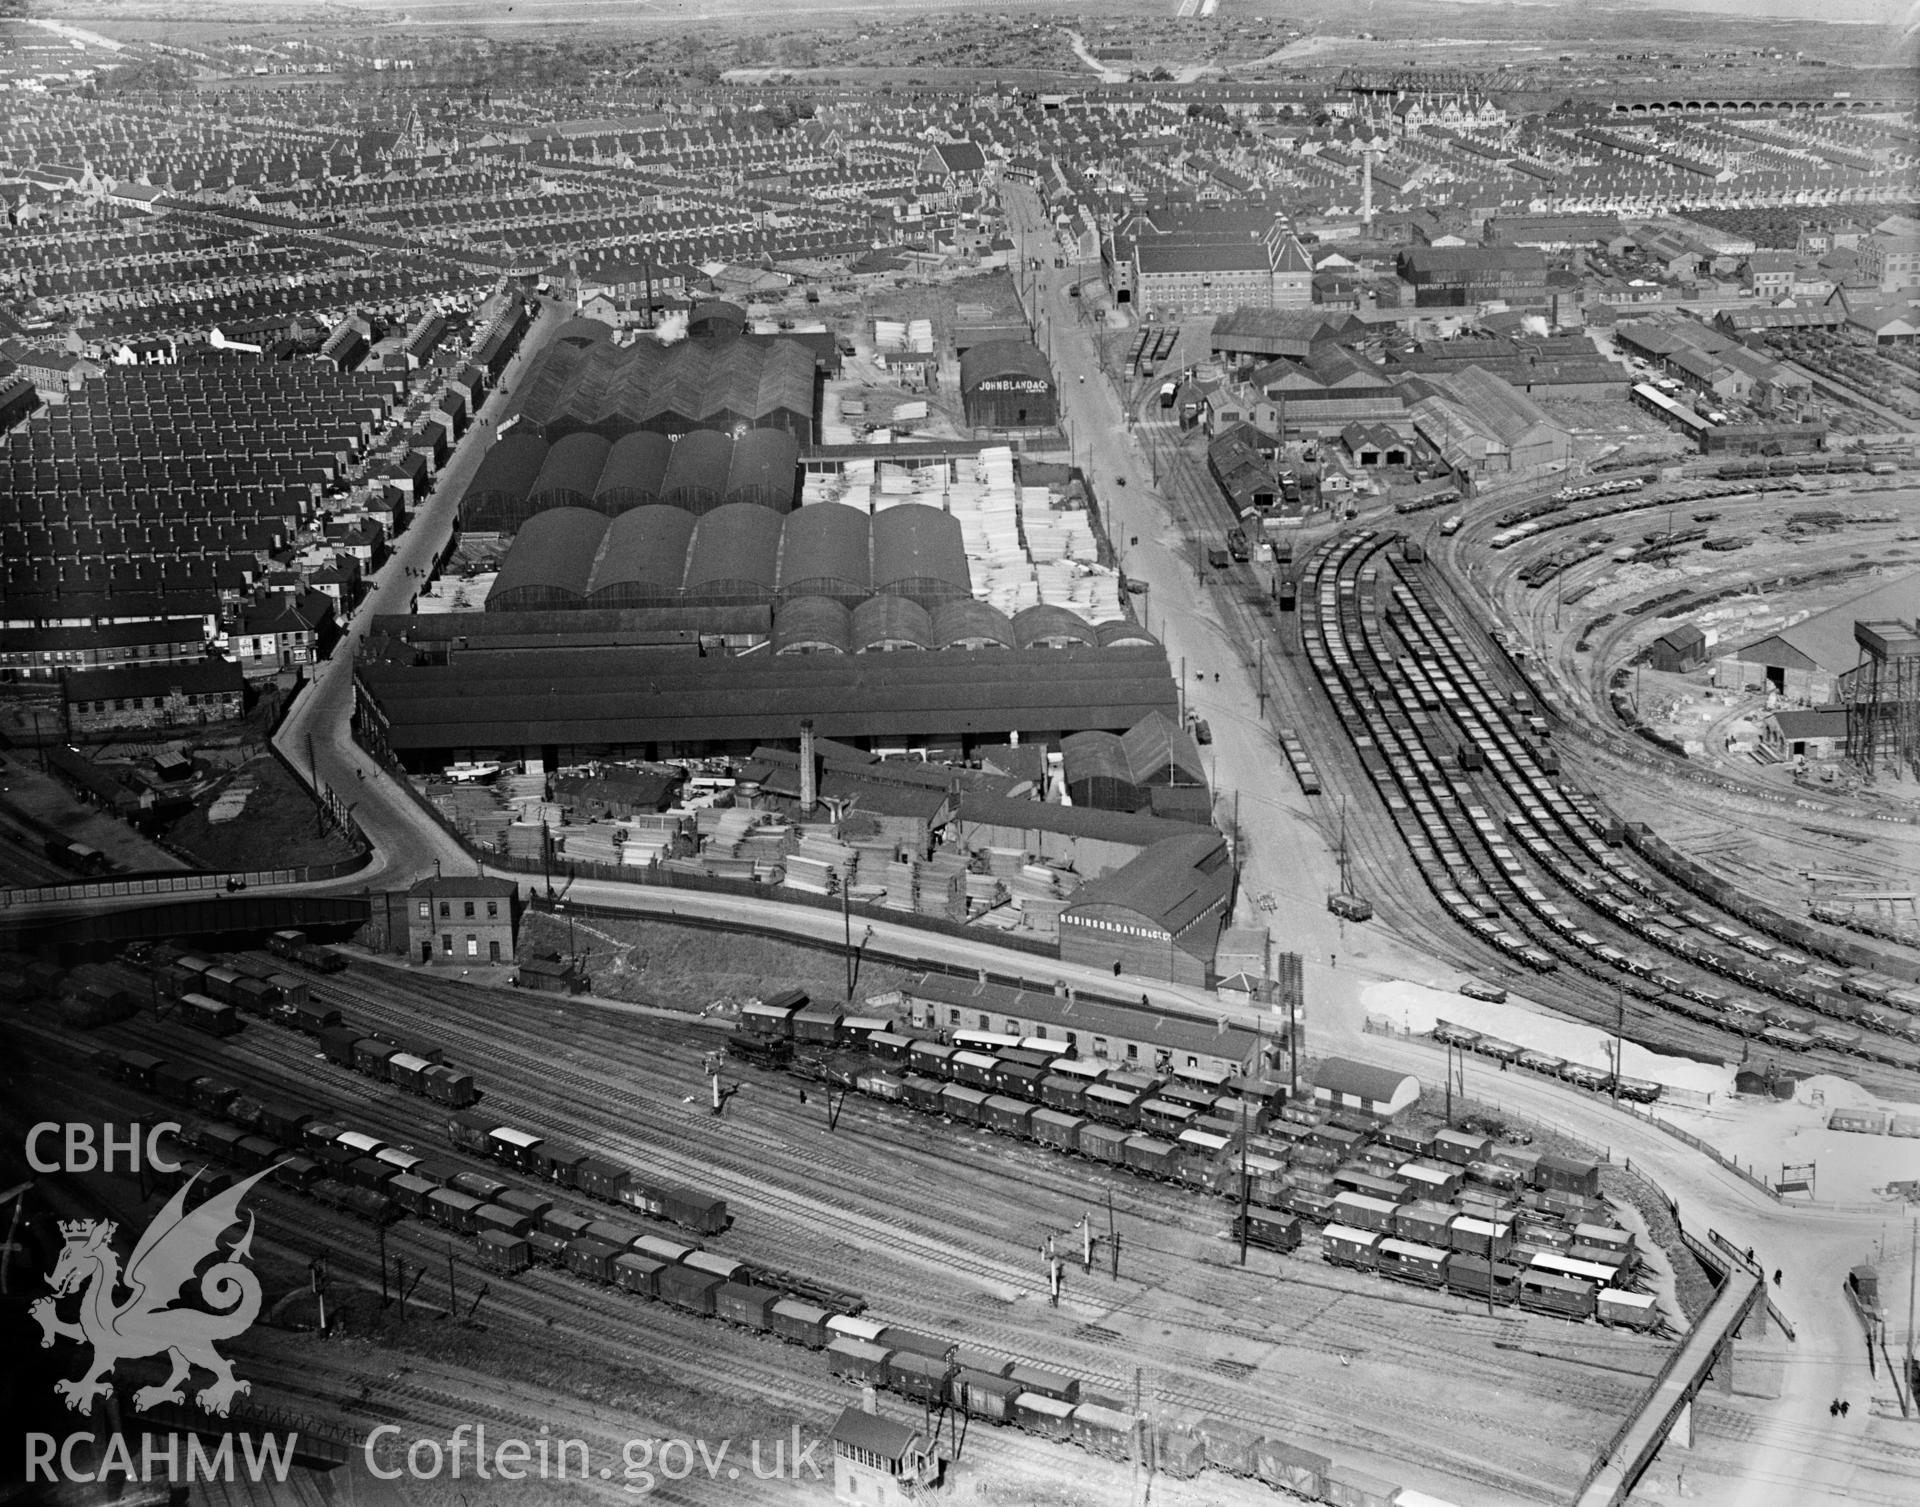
[1573,1232,1771,1506]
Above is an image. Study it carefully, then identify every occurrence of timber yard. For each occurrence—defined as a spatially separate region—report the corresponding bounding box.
[1,1,1918,1505]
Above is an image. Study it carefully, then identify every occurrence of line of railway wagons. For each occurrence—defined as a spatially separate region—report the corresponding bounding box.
[1429,1019,1661,1102]
[1301,529,1920,1075]
[146,942,341,1033]
[87,1039,1474,1507]
[266,928,349,973]
[733,1001,1653,1329]
[1461,566,1920,1043]
[443,1109,730,1237]
[140,942,483,1106]
[1317,1221,1652,1327]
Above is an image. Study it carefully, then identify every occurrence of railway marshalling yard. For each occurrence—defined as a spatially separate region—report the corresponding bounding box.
[16,952,1670,1507]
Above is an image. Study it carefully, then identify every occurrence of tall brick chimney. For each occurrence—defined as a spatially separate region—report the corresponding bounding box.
[799,718,817,816]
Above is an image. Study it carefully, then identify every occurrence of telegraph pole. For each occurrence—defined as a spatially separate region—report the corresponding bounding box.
[1613,982,1625,1104]
[842,876,855,1001]
[1907,1220,1916,1402]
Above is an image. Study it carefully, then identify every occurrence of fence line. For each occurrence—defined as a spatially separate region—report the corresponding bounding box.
[2,852,370,908]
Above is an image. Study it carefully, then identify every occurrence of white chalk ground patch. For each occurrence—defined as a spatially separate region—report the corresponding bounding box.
[1656,1081,1920,1205]
[1362,979,1732,1095]
[1363,980,1920,1205]
[206,784,253,825]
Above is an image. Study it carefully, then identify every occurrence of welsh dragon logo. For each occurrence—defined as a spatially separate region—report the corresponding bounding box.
[32,1166,271,1417]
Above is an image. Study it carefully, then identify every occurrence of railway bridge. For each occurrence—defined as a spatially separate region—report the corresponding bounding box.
[1573,1232,1768,1506]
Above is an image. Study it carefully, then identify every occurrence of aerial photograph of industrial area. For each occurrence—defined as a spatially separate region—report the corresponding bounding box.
[0,0,1915,1502]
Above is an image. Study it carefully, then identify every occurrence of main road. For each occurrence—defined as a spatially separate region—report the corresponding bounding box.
[269,295,572,890]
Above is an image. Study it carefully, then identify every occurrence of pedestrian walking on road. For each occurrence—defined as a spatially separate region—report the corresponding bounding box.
[1830,1399,1839,1417]
[1773,1268,1782,1287]
[1840,1401,1850,1418]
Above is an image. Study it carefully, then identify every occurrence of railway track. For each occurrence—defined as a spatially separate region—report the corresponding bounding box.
[1288,527,1920,1096]
[62,956,1644,1504]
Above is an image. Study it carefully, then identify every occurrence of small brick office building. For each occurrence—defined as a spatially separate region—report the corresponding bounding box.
[405,875,520,965]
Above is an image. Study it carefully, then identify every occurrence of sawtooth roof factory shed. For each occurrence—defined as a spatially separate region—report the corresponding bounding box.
[508,326,820,444]
[959,341,1057,431]
[461,427,800,531]
[353,638,1178,769]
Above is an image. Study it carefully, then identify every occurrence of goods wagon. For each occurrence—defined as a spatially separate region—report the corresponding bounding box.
[1012,1392,1076,1439]
[1256,1439,1332,1499]
[180,993,240,1037]
[657,1266,725,1315]
[881,1328,956,1365]
[1518,1269,1597,1320]
[542,1208,595,1242]
[951,1369,1023,1424]
[388,1174,438,1217]
[1199,1418,1261,1476]
[475,1204,533,1239]
[613,1254,665,1299]
[1322,1224,1382,1270]
[980,1094,1035,1137]
[476,1231,531,1275]
[1597,1288,1659,1331]
[528,1232,569,1266]
[888,1350,953,1404]
[565,1236,624,1285]
[1071,1403,1136,1460]
[1006,1363,1079,1405]
[940,1052,998,1090]
[1325,1464,1403,1507]
[575,1156,630,1202]
[428,1189,483,1234]
[1079,1123,1130,1165]
[1376,1238,1449,1287]
[826,1337,891,1384]
[768,1299,832,1349]
[273,1155,322,1191]
[1123,1135,1179,1179]
[497,1187,555,1222]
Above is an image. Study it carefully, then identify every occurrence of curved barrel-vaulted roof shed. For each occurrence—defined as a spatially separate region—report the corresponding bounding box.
[594,431,675,514]
[527,431,611,513]
[871,504,970,609]
[933,598,1016,651]
[461,433,550,532]
[485,507,607,610]
[774,595,853,655]
[585,506,696,608]
[852,594,932,653]
[659,430,735,515]
[725,428,801,511]
[683,503,783,603]
[777,502,870,604]
[1014,603,1099,649]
